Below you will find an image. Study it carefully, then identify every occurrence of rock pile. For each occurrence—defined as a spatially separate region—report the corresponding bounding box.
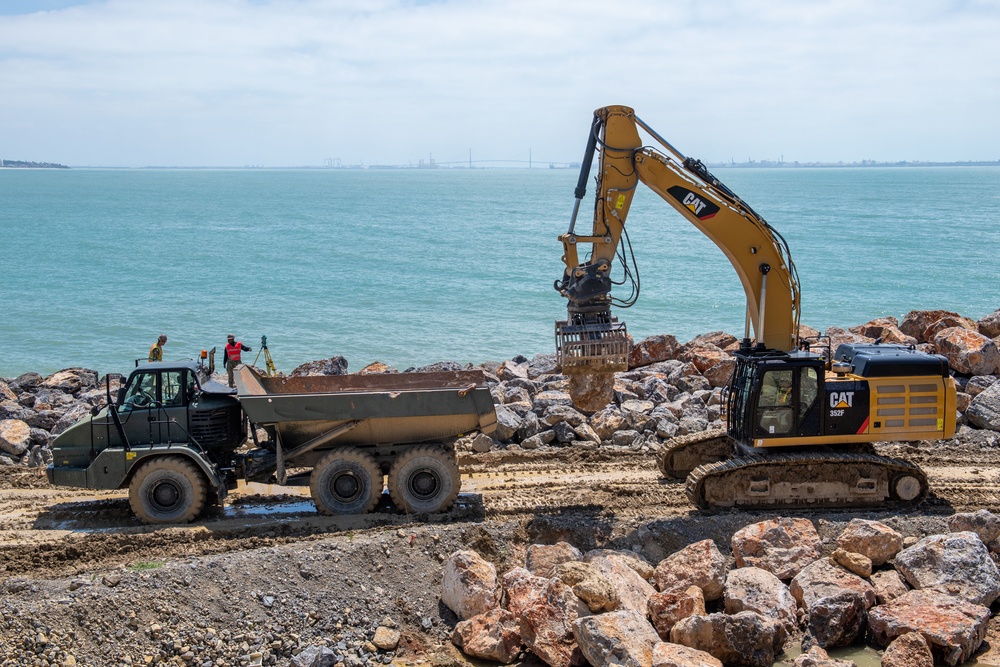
[3,308,1000,469]
[443,510,1000,667]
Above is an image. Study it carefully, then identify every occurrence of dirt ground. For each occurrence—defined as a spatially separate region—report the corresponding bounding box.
[3,433,1000,665]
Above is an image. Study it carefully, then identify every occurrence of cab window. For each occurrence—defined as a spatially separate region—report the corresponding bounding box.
[161,370,186,407]
[122,372,157,409]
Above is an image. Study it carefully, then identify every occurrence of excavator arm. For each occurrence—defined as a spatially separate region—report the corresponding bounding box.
[556,106,802,390]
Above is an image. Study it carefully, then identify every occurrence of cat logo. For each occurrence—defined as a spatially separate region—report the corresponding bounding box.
[829,391,854,409]
[667,186,720,221]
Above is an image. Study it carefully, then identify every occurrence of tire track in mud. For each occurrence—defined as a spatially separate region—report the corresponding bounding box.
[4,441,1000,578]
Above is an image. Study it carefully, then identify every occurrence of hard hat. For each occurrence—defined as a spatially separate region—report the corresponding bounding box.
[227,333,235,339]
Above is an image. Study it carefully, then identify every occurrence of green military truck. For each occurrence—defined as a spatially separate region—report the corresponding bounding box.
[47,360,497,524]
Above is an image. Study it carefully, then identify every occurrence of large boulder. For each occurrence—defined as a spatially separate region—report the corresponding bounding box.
[290,356,348,376]
[731,518,822,580]
[519,578,591,667]
[805,590,867,649]
[947,509,1000,544]
[40,368,98,394]
[572,609,660,667]
[494,404,523,442]
[978,309,1000,339]
[452,608,523,663]
[850,317,917,346]
[651,642,721,667]
[584,551,657,615]
[653,540,727,601]
[441,551,500,620]
[669,611,780,667]
[868,589,989,666]
[789,558,876,611]
[651,642,722,667]
[589,407,628,440]
[932,327,1000,375]
[881,631,934,667]
[834,518,903,566]
[900,310,974,343]
[967,380,1000,431]
[554,561,618,613]
[723,567,797,642]
[648,586,705,640]
[893,531,1000,606]
[871,569,910,605]
[629,335,682,369]
[527,542,583,578]
[503,567,549,617]
[0,419,31,457]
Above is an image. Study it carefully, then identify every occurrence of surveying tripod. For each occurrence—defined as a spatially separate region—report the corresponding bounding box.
[252,335,278,377]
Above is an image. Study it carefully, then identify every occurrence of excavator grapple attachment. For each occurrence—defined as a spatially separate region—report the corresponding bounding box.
[556,319,629,412]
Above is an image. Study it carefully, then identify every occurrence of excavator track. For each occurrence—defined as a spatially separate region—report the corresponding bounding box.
[685,450,929,510]
[657,429,734,478]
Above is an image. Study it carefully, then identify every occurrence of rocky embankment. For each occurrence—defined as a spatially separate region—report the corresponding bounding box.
[443,511,1000,667]
[4,308,1000,466]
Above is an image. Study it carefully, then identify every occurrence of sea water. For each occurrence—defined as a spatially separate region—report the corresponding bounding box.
[2,167,998,378]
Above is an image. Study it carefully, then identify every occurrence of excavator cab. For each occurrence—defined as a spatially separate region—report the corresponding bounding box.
[727,352,825,446]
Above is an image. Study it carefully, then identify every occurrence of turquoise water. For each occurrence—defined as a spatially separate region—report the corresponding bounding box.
[2,167,998,378]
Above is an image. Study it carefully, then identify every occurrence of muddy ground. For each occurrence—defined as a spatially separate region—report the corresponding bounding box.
[3,431,1000,665]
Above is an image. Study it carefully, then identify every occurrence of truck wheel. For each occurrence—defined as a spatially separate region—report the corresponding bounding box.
[388,445,460,514]
[310,448,382,515]
[129,457,207,525]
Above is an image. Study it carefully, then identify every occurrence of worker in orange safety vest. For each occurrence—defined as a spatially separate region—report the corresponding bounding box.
[222,333,252,388]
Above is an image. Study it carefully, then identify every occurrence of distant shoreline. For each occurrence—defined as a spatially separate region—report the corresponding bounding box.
[3,160,999,171]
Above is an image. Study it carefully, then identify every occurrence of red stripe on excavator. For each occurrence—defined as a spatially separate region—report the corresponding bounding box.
[699,213,717,221]
[857,417,870,434]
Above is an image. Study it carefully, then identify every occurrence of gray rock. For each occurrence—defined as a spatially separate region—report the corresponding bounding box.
[572,610,660,667]
[947,509,1000,544]
[669,611,780,667]
[965,377,1000,430]
[290,356,348,376]
[806,591,867,649]
[893,531,1000,606]
[494,404,523,442]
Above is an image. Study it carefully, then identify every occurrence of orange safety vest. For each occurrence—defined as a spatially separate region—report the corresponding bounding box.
[225,342,243,363]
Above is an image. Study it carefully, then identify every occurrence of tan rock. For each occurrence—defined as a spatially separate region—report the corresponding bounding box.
[654,539,726,600]
[527,542,583,577]
[372,626,401,651]
[519,578,590,667]
[835,518,903,566]
[791,646,855,667]
[900,309,971,343]
[441,550,499,620]
[731,518,822,580]
[452,608,522,663]
[648,586,705,640]
[0,419,31,457]
[629,335,682,369]
[584,551,657,615]
[651,642,722,667]
[572,610,660,667]
[830,548,872,578]
[868,589,989,666]
[554,561,618,613]
[723,567,797,641]
[870,569,910,605]
[789,558,876,611]
[933,327,1000,375]
[502,567,548,618]
[881,631,933,667]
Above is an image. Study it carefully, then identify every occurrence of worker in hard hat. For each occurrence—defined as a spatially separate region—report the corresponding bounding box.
[222,333,252,388]
[148,334,168,362]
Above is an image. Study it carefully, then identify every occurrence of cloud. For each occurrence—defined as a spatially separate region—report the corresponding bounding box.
[1,0,998,166]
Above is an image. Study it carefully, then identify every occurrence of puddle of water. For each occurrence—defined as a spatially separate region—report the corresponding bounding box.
[224,500,318,517]
[777,645,882,666]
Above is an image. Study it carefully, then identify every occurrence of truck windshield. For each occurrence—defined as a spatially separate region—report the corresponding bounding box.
[122,372,157,409]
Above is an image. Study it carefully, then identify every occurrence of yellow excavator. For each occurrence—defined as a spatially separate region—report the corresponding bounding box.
[554,105,956,509]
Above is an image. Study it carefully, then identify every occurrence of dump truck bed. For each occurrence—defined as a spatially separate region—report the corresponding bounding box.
[234,366,497,449]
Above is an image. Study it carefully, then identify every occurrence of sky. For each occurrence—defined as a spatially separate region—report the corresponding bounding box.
[1,0,998,167]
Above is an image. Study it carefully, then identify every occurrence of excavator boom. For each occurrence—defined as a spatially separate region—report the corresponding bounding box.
[556,106,800,410]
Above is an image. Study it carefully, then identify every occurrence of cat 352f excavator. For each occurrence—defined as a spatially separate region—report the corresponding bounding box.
[554,105,956,510]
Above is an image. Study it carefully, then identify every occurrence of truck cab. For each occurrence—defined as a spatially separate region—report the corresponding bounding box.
[48,360,245,487]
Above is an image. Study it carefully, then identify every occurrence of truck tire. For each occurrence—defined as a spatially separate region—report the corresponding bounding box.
[129,456,208,525]
[310,448,383,515]
[388,445,460,514]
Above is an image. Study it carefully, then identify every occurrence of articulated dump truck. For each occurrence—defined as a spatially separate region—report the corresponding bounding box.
[47,360,497,524]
